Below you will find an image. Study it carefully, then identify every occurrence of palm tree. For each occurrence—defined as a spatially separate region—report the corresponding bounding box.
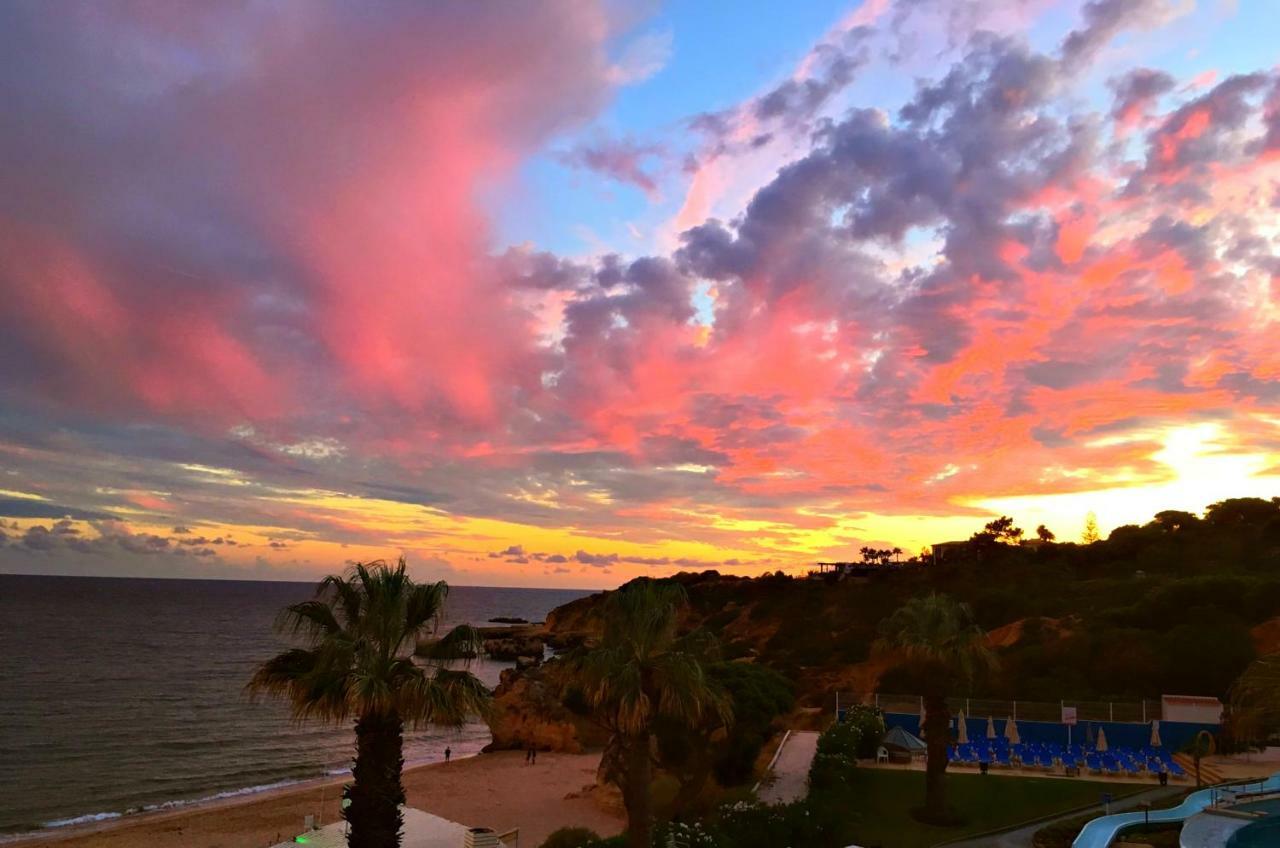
[1229,652,1280,748]
[874,593,995,824]
[247,559,489,848]
[569,579,729,848]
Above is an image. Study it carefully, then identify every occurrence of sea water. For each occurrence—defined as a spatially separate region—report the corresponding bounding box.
[0,574,588,837]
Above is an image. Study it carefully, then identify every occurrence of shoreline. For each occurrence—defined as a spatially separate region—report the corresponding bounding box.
[5,750,621,848]
[1,765,357,846]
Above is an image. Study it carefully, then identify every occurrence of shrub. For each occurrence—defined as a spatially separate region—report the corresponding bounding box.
[840,704,885,759]
[708,662,795,786]
[809,720,861,793]
[815,718,862,760]
[652,820,718,848]
[808,750,858,793]
[539,827,602,848]
[708,800,835,848]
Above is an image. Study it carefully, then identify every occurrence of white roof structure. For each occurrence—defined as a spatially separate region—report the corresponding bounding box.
[272,807,509,848]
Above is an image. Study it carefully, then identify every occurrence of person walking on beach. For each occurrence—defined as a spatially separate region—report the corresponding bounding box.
[444,746,451,764]
[525,743,537,764]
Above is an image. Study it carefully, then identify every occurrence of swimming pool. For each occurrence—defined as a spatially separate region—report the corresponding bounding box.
[1225,815,1280,847]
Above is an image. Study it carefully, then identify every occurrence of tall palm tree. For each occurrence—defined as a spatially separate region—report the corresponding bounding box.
[874,593,995,824]
[569,579,729,848]
[247,559,489,848]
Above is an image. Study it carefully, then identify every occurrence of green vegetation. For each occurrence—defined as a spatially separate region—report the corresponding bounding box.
[569,497,1280,706]
[1230,651,1280,746]
[875,593,997,824]
[530,498,1280,846]
[624,720,1127,848]
[246,559,489,848]
[703,661,794,787]
[567,579,730,848]
[841,703,887,758]
[842,769,1134,848]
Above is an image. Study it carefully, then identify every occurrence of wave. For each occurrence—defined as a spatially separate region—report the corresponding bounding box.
[136,777,308,812]
[42,811,122,828]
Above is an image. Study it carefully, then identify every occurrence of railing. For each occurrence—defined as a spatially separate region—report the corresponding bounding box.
[840,692,1164,724]
[497,827,520,847]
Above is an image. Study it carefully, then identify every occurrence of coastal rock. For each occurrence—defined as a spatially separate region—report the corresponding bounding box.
[484,633,546,662]
[484,663,605,753]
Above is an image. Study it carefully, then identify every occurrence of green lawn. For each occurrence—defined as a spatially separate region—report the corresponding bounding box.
[842,769,1140,848]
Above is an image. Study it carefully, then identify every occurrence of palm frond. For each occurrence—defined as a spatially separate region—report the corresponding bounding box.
[276,599,344,642]
[400,666,491,727]
[873,593,997,688]
[405,581,449,638]
[1230,653,1280,731]
[318,573,363,628]
[418,624,485,664]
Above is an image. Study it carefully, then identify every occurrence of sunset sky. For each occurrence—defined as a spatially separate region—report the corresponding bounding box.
[1,0,1277,588]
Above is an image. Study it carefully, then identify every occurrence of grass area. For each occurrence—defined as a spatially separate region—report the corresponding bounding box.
[843,769,1141,848]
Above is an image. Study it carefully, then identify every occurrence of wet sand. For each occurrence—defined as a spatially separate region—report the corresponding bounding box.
[13,750,622,848]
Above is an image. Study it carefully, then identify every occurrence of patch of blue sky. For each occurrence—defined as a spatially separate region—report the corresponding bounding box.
[491,0,856,257]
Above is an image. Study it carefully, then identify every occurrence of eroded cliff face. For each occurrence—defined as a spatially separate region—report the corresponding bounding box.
[484,661,608,752]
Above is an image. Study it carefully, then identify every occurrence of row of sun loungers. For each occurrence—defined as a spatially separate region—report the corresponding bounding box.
[948,742,1187,778]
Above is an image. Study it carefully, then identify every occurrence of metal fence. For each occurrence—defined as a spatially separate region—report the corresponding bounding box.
[842,692,1165,724]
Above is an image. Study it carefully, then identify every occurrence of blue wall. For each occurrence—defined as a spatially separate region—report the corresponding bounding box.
[879,711,1218,751]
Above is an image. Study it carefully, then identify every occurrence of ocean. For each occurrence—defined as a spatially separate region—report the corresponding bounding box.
[0,574,590,838]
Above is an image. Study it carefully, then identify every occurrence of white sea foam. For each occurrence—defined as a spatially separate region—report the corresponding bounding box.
[139,778,307,812]
[42,811,123,828]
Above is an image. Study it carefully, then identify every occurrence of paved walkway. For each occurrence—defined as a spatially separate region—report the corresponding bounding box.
[758,731,820,804]
[944,785,1182,848]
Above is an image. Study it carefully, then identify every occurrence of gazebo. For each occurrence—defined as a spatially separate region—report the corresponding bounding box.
[883,725,927,762]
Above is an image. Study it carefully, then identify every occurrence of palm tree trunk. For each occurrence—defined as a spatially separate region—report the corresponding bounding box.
[922,694,951,823]
[347,710,406,848]
[622,731,653,848]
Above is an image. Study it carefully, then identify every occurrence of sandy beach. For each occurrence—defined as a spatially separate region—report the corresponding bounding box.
[13,751,623,848]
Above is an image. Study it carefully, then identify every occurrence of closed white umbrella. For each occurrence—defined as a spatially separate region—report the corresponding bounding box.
[1150,720,1161,747]
[1096,727,1108,752]
[987,715,997,739]
[957,710,968,744]
[1005,717,1020,744]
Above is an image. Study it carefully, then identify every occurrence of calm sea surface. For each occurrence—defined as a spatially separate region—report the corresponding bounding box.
[0,575,589,837]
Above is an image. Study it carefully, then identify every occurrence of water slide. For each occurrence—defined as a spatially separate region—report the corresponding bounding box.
[1071,772,1280,848]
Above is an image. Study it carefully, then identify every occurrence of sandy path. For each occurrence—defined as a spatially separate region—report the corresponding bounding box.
[12,751,622,848]
[758,731,818,804]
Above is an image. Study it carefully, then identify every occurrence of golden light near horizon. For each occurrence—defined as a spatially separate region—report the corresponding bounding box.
[972,423,1280,544]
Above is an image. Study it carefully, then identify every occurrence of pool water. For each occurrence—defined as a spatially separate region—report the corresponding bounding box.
[1226,815,1280,847]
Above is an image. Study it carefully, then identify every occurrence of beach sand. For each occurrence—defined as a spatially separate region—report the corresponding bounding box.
[15,751,623,848]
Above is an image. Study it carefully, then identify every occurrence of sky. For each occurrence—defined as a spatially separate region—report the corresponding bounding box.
[0,0,1277,588]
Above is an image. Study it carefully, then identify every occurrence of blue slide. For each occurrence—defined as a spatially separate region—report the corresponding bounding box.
[1071,772,1280,848]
